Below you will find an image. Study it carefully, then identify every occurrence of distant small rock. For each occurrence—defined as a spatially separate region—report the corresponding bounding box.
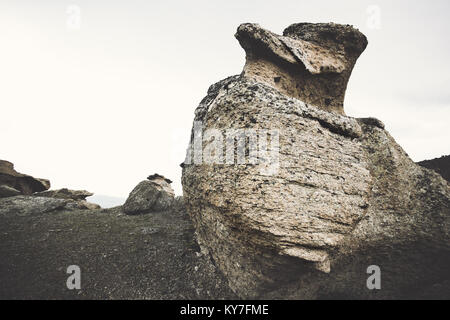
[0,160,50,195]
[65,200,101,210]
[35,188,93,201]
[123,174,175,214]
[35,188,101,210]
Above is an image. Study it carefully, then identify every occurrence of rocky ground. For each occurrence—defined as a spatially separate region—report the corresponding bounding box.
[0,204,235,300]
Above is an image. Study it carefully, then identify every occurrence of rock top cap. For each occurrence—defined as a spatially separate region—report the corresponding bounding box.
[235,22,368,114]
[147,173,173,184]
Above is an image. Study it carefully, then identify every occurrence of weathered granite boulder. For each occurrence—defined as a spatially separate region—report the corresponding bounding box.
[123,174,175,214]
[0,160,50,195]
[181,23,450,299]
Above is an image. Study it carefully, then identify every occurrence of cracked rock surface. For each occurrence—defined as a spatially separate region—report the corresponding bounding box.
[182,23,450,299]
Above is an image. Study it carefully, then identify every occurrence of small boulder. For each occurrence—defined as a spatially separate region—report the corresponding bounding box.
[123,174,175,214]
[78,200,101,210]
[64,200,101,210]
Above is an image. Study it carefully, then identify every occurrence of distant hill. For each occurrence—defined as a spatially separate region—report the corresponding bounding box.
[87,194,126,208]
[418,155,450,183]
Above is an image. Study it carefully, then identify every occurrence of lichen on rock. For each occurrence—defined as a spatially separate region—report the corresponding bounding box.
[181,22,450,299]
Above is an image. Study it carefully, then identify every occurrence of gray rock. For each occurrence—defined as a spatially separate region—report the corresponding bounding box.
[123,175,175,214]
[0,196,70,217]
[34,188,93,201]
[182,23,450,299]
[34,188,101,210]
[0,185,21,198]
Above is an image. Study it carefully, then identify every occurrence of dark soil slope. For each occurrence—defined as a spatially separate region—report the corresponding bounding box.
[418,155,450,183]
[0,206,235,299]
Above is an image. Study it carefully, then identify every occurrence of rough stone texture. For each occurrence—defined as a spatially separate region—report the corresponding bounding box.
[123,175,175,214]
[0,160,50,195]
[35,188,93,201]
[235,23,367,114]
[0,196,71,217]
[0,185,21,198]
[34,188,101,210]
[182,23,450,299]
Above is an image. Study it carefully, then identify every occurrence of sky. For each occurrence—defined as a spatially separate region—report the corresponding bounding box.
[1,0,449,199]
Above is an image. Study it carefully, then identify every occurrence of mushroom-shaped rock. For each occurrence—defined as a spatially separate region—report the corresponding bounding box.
[182,23,450,299]
[235,23,367,114]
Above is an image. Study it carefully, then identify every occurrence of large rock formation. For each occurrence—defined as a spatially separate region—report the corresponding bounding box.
[0,193,101,216]
[123,174,176,214]
[182,23,450,299]
[0,160,50,196]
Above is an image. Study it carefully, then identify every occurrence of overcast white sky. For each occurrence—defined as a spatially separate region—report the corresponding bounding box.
[1,0,449,198]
